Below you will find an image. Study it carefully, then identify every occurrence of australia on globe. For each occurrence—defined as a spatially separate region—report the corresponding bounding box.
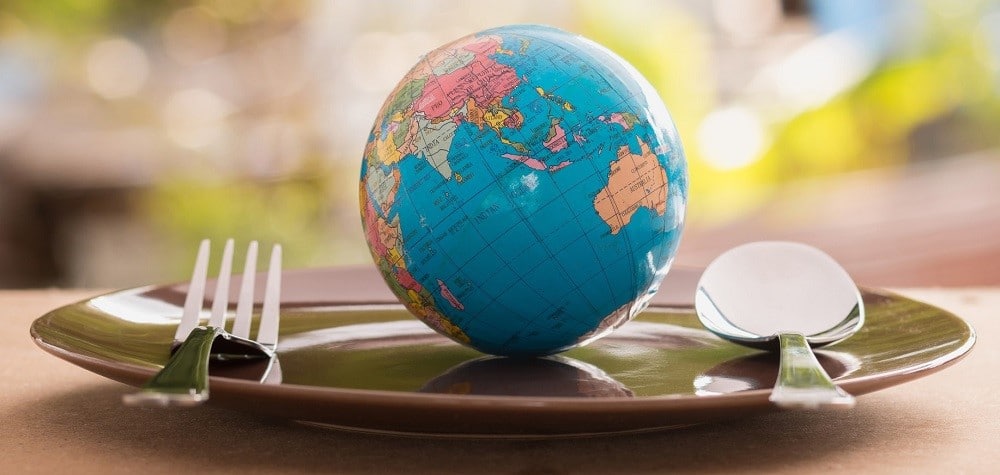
[360,24,688,356]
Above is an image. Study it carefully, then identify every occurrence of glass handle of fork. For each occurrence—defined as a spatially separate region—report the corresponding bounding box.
[122,326,223,407]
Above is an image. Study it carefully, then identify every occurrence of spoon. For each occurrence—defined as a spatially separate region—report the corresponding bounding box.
[695,241,864,409]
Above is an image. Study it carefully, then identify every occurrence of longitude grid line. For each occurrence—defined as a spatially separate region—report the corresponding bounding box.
[414,37,571,329]
[462,121,569,317]
[455,158,602,269]
[400,154,504,251]
[454,100,643,257]
[532,41,647,309]
[527,92,651,236]
[466,168,601,345]
[499,97,619,320]
[399,102,546,319]
[410,32,659,345]
[596,91,676,290]
[401,173,521,329]
[382,51,543,335]
[404,36,553,245]
[509,37,630,308]
[400,85,520,250]
[384,55,468,291]
[536,33,677,318]
[512,243,628,329]
[460,98,646,244]
[553,44,665,302]
[464,46,645,349]
[424,169,532,331]
[390,150,512,335]
[513,31,671,338]
[445,35,586,268]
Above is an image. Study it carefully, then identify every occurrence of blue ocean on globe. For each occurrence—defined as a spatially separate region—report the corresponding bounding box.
[360,24,688,356]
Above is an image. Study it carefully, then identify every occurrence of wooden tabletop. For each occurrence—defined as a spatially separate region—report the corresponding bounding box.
[3,287,996,474]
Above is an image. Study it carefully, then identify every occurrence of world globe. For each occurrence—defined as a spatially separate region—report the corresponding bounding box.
[360,24,687,356]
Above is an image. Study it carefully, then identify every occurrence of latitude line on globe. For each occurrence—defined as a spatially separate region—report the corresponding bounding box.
[492,37,656,311]
[390,45,540,326]
[360,25,687,356]
[401,84,623,275]
[460,114,601,318]
[460,120,609,349]
[536,87,658,306]
[389,140,549,331]
[396,116,610,299]
[397,105,587,332]
[455,103,611,330]
[486,76,666,317]
[553,83,645,310]
[402,43,668,334]
[397,36,594,242]
[583,80,669,302]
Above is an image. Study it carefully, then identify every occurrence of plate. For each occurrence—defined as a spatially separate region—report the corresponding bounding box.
[31,267,975,437]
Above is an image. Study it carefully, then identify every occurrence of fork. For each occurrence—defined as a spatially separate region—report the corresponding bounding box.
[122,239,282,407]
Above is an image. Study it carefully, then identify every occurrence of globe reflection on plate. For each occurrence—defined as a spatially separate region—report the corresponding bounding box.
[420,355,633,398]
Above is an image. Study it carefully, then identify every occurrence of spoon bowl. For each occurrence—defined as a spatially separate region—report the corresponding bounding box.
[695,241,865,409]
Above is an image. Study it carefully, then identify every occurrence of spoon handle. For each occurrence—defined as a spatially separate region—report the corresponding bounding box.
[770,333,856,409]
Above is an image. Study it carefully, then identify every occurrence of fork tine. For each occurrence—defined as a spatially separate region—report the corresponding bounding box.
[256,244,282,349]
[175,239,210,342]
[232,241,259,339]
[208,238,235,328]
[125,239,281,407]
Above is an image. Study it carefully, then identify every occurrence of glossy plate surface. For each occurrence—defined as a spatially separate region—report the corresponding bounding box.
[31,267,975,437]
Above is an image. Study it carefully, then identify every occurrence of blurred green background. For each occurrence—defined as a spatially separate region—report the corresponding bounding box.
[1,0,999,288]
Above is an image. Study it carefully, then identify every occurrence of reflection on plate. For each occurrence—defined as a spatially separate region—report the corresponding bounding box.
[31,267,975,438]
[419,356,634,398]
[693,351,859,396]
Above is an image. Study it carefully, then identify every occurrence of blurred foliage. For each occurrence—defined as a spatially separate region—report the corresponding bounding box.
[0,0,308,36]
[2,0,172,38]
[142,164,355,278]
[4,0,1000,284]
[575,1,727,217]
[766,2,1000,181]
[579,0,1000,223]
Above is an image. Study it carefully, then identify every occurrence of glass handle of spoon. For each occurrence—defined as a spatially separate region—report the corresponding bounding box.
[769,332,856,410]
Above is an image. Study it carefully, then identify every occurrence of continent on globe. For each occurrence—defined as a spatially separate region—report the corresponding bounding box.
[360,24,688,356]
[412,36,521,121]
[592,137,668,235]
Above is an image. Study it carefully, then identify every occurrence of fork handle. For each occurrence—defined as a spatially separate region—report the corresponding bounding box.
[122,326,223,407]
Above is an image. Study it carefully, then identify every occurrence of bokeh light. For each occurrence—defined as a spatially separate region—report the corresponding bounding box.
[86,37,149,99]
[1,0,998,288]
[162,6,227,65]
[697,105,768,171]
[162,88,233,149]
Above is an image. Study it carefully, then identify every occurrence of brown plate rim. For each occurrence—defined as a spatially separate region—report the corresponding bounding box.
[29,275,977,436]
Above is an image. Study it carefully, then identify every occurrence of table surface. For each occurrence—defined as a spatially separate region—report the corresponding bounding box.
[3,286,998,474]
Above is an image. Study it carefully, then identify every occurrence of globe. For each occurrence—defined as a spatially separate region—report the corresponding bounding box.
[360,24,687,356]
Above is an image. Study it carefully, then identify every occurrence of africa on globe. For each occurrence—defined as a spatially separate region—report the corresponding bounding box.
[360,24,687,356]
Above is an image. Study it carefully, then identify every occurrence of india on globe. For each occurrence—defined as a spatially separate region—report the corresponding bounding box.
[359,24,688,356]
